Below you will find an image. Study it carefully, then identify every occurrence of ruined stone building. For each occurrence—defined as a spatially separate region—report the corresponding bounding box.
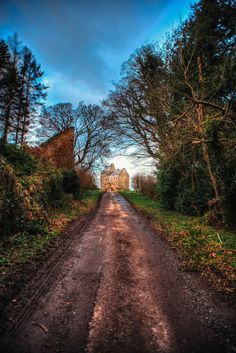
[100,164,129,191]
[32,127,74,170]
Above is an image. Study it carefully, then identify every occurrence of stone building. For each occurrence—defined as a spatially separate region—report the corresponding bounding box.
[32,127,74,170]
[100,163,129,191]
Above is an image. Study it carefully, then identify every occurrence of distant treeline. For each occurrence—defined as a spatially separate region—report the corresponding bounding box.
[104,0,236,227]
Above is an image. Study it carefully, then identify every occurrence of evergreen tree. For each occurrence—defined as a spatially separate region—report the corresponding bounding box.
[15,46,47,145]
[0,34,47,145]
[0,39,18,144]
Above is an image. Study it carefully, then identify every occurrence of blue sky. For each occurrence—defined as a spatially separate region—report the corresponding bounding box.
[0,0,196,107]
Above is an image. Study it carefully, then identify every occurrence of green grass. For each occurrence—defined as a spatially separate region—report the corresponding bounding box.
[50,190,102,220]
[120,191,236,294]
[0,190,102,280]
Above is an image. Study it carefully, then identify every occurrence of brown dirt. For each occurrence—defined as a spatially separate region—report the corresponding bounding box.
[0,192,235,353]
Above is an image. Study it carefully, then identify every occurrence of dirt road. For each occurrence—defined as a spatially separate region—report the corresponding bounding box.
[1,192,235,353]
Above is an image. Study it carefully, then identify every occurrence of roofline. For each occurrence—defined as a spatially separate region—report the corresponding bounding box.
[41,127,74,146]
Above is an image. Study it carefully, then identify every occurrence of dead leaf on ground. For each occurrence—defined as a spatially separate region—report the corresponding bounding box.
[32,322,48,333]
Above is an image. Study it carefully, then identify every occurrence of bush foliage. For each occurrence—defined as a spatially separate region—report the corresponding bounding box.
[0,142,37,176]
[157,148,214,216]
[0,156,28,236]
[62,170,80,199]
[0,144,82,237]
[156,141,236,228]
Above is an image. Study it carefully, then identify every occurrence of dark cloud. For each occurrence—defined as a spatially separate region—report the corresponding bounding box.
[0,0,190,104]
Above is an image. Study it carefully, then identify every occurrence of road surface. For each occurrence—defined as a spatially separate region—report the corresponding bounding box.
[1,192,235,353]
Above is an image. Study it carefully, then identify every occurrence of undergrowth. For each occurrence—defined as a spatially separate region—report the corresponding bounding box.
[0,190,102,280]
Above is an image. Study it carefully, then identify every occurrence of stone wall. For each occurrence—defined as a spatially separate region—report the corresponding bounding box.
[32,128,74,170]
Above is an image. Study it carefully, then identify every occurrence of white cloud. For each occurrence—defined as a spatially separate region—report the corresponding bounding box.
[43,73,106,106]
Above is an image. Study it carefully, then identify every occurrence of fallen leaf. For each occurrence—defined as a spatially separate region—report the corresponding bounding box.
[32,322,48,333]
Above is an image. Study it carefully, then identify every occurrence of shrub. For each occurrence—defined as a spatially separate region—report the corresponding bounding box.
[0,156,29,237]
[156,161,179,210]
[132,173,157,199]
[46,173,63,204]
[77,169,97,190]
[25,219,48,236]
[175,169,213,216]
[213,150,236,228]
[20,157,64,209]
[0,147,78,237]
[0,142,37,176]
[156,142,220,217]
[62,170,80,199]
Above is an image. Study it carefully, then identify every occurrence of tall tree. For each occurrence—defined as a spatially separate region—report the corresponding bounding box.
[104,45,171,161]
[0,39,18,143]
[0,34,47,145]
[165,0,236,216]
[15,46,47,145]
[105,0,236,224]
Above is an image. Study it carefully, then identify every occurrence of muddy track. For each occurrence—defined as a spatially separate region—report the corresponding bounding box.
[0,192,235,353]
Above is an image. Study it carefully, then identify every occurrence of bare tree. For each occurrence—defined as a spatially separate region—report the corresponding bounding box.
[132,172,157,198]
[38,103,75,140]
[74,102,111,172]
[103,45,175,162]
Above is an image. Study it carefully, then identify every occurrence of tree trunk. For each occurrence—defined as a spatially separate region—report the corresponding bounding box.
[15,73,25,145]
[202,141,220,201]
[15,116,21,145]
[196,56,221,205]
[196,103,221,204]
[20,114,29,146]
[2,106,11,144]
[20,75,30,146]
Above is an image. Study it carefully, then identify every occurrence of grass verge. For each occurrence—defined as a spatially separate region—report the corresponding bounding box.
[120,191,236,295]
[0,190,102,281]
